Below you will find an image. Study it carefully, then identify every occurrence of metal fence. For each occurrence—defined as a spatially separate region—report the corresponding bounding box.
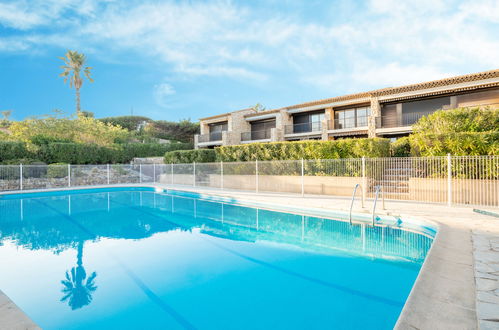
[0,156,498,207]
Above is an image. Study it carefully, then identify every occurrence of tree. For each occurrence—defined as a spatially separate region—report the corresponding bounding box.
[60,241,97,310]
[0,110,12,128]
[59,51,94,114]
[251,103,266,112]
[1,110,12,121]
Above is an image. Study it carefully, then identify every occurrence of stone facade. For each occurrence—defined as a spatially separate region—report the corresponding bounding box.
[195,69,499,148]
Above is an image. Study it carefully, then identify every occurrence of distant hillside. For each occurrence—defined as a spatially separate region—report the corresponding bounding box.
[99,116,199,143]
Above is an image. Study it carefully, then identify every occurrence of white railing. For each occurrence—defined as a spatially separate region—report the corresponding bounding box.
[0,156,498,207]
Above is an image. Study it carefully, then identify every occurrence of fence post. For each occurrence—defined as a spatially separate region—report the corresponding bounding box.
[362,157,366,205]
[107,164,110,185]
[301,158,304,196]
[139,164,142,183]
[19,164,23,190]
[68,164,71,187]
[220,161,224,190]
[153,163,156,183]
[255,159,259,194]
[171,163,174,185]
[447,154,452,206]
[193,162,196,187]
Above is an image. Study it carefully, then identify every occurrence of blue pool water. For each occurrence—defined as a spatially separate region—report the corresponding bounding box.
[0,187,433,329]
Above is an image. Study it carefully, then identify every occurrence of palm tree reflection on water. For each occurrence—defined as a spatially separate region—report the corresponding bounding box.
[60,241,97,310]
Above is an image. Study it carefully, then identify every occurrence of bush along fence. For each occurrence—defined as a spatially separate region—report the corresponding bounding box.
[0,155,497,207]
[0,141,193,165]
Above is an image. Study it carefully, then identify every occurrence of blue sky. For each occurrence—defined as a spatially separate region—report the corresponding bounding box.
[0,0,498,121]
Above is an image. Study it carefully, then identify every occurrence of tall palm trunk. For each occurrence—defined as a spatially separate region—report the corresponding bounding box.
[76,87,81,114]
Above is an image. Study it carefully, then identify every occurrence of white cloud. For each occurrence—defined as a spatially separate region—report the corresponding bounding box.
[0,2,45,30]
[153,83,175,108]
[1,0,498,92]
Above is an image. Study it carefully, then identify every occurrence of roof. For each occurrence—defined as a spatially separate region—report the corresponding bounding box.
[286,69,499,110]
[199,107,255,121]
[198,69,499,121]
[244,108,282,118]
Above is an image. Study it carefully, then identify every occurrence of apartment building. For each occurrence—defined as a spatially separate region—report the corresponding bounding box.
[195,69,499,149]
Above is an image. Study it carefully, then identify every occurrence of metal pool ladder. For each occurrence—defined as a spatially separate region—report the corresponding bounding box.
[349,184,364,224]
[371,185,385,226]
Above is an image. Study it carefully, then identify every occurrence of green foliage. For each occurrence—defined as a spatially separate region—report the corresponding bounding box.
[144,119,199,142]
[410,107,499,156]
[164,149,217,164]
[0,141,31,162]
[215,138,391,162]
[122,142,192,158]
[410,132,499,156]
[412,107,499,134]
[98,116,199,143]
[39,143,123,164]
[391,137,411,157]
[9,112,130,146]
[99,116,152,131]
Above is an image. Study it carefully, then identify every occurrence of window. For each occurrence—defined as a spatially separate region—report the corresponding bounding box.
[334,107,371,129]
[208,121,228,141]
[209,122,228,133]
[292,111,324,133]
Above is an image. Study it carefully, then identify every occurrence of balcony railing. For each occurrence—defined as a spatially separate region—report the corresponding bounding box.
[376,111,435,128]
[241,130,272,141]
[284,121,322,134]
[328,116,369,130]
[198,131,223,143]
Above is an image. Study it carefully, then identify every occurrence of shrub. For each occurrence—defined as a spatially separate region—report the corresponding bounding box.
[99,116,152,131]
[215,138,391,162]
[9,112,130,147]
[144,119,199,142]
[164,149,217,163]
[391,137,411,157]
[410,107,499,156]
[0,158,42,165]
[47,163,69,178]
[38,143,125,164]
[0,141,30,162]
[410,131,499,156]
[122,142,192,159]
[412,107,499,134]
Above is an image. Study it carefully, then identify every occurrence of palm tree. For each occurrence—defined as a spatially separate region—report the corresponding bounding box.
[59,51,94,115]
[60,241,98,310]
[1,110,11,121]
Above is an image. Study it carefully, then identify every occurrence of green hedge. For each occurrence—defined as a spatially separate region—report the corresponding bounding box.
[164,138,391,163]
[216,138,391,162]
[38,142,192,164]
[0,141,192,164]
[121,142,192,158]
[410,131,499,156]
[164,149,217,163]
[0,141,31,162]
[390,137,411,157]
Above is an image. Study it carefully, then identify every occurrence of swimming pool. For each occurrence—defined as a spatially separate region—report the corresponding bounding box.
[0,187,434,329]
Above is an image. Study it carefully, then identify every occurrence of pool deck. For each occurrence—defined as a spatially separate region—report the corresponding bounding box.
[1,184,498,329]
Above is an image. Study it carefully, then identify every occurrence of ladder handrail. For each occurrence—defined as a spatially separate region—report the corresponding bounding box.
[371,185,385,225]
[349,184,364,224]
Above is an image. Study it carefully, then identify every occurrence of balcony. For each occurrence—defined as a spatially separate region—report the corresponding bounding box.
[284,121,322,135]
[328,116,369,130]
[198,131,223,143]
[241,130,271,142]
[376,111,435,128]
